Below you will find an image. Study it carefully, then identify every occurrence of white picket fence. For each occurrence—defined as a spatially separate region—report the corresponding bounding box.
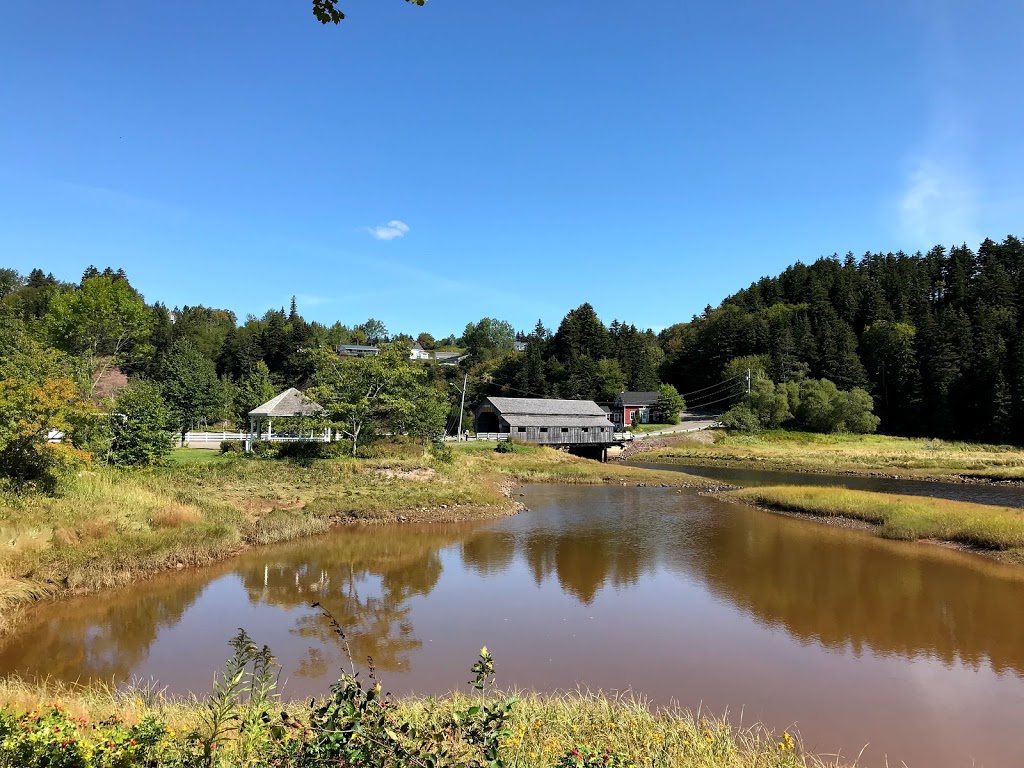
[182,431,333,448]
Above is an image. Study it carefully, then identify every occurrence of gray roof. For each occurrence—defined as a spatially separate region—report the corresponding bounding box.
[614,391,661,407]
[249,388,325,417]
[503,414,614,428]
[484,397,608,417]
[338,344,379,352]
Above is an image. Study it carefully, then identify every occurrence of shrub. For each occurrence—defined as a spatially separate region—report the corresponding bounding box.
[431,441,455,463]
[720,403,762,433]
[494,440,516,453]
[275,441,346,460]
[250,440,279,458]
[0,704,169,768]
[220,439,244,454]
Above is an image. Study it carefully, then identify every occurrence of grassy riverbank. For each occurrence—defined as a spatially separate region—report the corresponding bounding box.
[630,430,1024,481]
[0,443,705,634]
[0,677,827,768]
[725,485,1024,562]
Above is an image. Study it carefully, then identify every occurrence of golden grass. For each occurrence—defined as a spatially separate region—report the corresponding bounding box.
[634,430,1024,481]
[0,447,707,634]
[0,677,842,768]
[726,485,1024,556]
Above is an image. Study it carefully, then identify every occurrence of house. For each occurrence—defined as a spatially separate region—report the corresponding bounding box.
[335,343,466,364]
[612,391,662,427]
[432,351,470,366]
[512,341,527,353]
[474,397,616,449]
[336,344,380,357]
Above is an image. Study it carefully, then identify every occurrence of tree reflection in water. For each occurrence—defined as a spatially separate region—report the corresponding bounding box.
[233,524,472,674]
[3,487,1024,691]
[0,565,220,683]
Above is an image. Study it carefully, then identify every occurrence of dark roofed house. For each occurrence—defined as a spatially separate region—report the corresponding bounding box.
[474,397,616,454]
[337,344,380,357]
[612,391,662,427]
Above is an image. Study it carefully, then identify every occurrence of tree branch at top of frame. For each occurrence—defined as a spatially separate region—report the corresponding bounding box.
[312,0,426,25]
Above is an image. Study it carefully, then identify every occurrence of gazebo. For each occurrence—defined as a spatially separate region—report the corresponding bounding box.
[247,388,328,450]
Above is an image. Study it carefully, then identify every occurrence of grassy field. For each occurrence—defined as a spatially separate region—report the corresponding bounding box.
[725,485,1024,561]
[0,676,833,768]
[0,443,705,635]
[630,430,1024,481]
[627,423,677,434]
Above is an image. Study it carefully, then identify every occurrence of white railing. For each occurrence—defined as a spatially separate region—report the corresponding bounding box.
[183,431,332,444]
[445,432,509,441]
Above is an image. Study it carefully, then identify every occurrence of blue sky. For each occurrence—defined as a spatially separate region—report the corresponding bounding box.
[2,0,1023,337]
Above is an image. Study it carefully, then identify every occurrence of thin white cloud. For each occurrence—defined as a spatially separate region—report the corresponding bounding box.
[367,219,410,241]
[47,176,185,217]
[898,156,979,246]
[295,293,332,307]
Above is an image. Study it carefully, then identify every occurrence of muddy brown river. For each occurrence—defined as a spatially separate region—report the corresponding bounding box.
[3,485,1024,767]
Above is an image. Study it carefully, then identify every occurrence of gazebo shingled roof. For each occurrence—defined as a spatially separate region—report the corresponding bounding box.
[249,388,324,418]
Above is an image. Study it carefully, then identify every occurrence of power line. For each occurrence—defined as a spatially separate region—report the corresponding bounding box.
[686,388,747,409]
[681,380,745,403]
[685,381,747,405]
[686,389,747,409]
[678,374,747,398]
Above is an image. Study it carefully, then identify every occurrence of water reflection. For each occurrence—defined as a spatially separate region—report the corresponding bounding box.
[5,488,1024,687]
[233,525,479,673]
[0,566,218,682]
[684,502,1024,675]
[5,487,1024,765]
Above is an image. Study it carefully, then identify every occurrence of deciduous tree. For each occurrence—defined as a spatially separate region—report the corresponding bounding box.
[109,380,175,466]
[308,342,449,455]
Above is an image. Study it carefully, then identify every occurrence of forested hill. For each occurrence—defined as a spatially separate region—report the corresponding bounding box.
[659,236,1024,442]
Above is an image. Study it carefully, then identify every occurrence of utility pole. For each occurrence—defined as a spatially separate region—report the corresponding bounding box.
[453,373,468,440]
[747,368,751,394]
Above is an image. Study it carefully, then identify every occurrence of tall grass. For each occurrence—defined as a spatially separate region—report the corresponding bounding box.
[726,485,1024,554]
[635,431,1024,480]
[0,677,841,768]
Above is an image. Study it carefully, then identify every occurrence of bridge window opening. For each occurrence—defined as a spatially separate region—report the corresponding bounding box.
[561,428,569,433]
[517,427,526,432]
[540,428,548,433]
[582,428,589,432]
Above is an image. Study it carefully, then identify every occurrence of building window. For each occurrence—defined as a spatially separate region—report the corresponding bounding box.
[540,427,548,433]
[582,428,588,432]
[517,427,526,432]
[561,427,569,433]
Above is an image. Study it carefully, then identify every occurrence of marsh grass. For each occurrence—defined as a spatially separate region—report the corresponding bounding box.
[0,447,705,633]
[635,431,1024,480]
[0,677,838,768]
[727,485,1024,555]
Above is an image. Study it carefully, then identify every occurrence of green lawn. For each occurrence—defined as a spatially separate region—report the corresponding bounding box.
[627,423,680,434]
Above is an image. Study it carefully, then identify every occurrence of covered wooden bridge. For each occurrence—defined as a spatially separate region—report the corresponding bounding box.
[473,396,624,460]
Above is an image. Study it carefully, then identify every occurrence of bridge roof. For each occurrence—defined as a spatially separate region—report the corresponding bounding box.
[484,397,606,417]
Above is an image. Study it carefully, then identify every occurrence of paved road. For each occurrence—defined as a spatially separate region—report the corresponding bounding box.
[631,410,722,439]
